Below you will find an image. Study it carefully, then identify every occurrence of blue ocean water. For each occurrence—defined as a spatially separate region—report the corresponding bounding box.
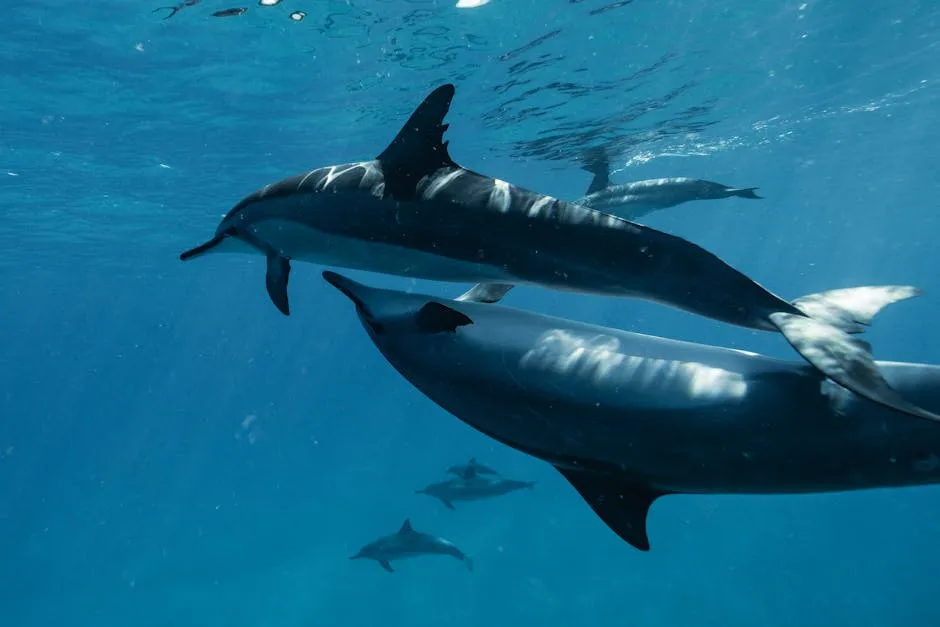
[3,0,940,624]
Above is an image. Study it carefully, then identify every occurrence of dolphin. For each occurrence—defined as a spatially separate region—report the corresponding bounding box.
[349,519,474,573]
[572,149,761,222]
[324,271,940,551]
[446,457,499,479]
[179,83,937,423]
[417,471,535,510]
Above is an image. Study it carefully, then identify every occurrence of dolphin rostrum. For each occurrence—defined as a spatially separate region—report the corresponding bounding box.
[572,148,761,222]
[446,457,499,479]
[417,470,535,510]
[324,271,940,551]
[179,83,937,423]
[349,519,474,573]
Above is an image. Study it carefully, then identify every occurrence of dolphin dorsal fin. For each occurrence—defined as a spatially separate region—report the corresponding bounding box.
[460,465,478,480]
[377,84,459,199]
[398,519,414,535]
[581,147,611,196]
[416,302,474,333]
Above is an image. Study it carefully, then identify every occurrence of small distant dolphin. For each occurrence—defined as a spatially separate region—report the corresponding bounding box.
[324,272,940,551]
[349,519,474,573]
[446,457,499,479]
[573,149,761,222]
[179,83,938,423]
[417,472,535,510]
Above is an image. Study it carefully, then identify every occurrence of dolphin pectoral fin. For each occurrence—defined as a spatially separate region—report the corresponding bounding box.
[769,312,940,423]
[376,84,459,198]
[416,302,474,334]
[378,560,395,573]
[439,497,456,511]
[265,254,291,316]
[456,282,515,304]
[790,285,922,333]
[180,234,226,261]
[554,466,668,552]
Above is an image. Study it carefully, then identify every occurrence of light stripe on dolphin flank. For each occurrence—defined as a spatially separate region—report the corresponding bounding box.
[423,168,466,199]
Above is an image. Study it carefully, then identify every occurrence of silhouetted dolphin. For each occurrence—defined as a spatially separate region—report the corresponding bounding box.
[349,519,474,573]
[573,149,761,222]
[446,457,499,479]
[417,472,535,510]
[179,83,936,423]
[324,271,940,551]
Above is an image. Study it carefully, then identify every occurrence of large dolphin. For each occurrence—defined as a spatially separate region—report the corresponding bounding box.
[324,271,940,551]
[572,149,761,222]
[349,519,474,573]
[179,83,937,423]
[417,472,535,510]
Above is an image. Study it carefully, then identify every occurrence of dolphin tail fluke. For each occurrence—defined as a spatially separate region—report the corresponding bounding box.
[727,187,762,200]
[769,311,940,423]
[462,556,474,573]
[790,285,921,333]
[456,282,515,304]
[524,481,536,490]
[265,254,291,316]
[180,234,226,261]
[553,465,670,551]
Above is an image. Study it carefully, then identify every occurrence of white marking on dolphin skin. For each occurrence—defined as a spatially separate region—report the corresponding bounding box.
[488,179,512,213]
[518,330,747,400]
[297,170,319,190]
[527,196,555,218]
[423,169,466,199]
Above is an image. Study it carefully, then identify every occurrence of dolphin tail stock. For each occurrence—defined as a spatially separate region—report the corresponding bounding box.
[726,187,762,200]
[769,284,940,423]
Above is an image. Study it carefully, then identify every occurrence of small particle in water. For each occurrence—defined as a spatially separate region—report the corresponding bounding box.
[213,7,247,17]
[152,0,200,20]
[135,42,145,52]
[158,163,170,169]
[456,0,491,7]
[259,0,281,5]
[289,10,306,21]
[6,172,18,177]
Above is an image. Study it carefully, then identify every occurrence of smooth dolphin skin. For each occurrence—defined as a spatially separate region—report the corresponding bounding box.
[324,271,940,551]
[349,519,474,573]
[179,83,936,422]
[446,457,499,478]
[417,470,535,510]
[573,150,762,222]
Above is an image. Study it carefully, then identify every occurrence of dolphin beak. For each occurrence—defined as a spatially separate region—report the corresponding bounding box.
[180,233,227,261]
[322,271,375,318]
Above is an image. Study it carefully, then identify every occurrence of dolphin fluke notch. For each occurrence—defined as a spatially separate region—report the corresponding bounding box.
[377,84,459,199]
[554,465,669,551]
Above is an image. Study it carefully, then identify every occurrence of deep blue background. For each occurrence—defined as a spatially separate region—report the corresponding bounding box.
[3,1,940,625]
